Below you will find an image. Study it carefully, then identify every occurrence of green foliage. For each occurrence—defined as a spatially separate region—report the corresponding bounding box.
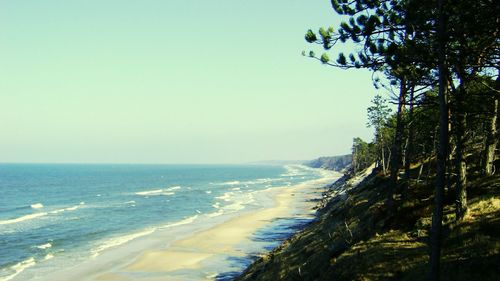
[320,53,330,64]
[367,94,391,130]
[305,29,317,43]
[352,137,377,173]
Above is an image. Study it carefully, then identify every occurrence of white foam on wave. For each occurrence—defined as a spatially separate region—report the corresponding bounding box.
[123,200,136,204]
[212,181,240,186]
[166,186,181,191]
[280,164,309,177]
[30,203,44,209]
[91,228,156,258]
[205,190,212,194]
[50,204,82,214]
[243,178,281,185]
[91,214,199,258]
[212,178,282,186]
[0,212,47,226]
[44,254,54,261]
[216,192,234,202]
[2,257,36,281]
[135,186,180,197]
[35,243,52,250]
[135,189,162,196]
[223,202,246,212]
[161,215,199,229]
[206,210,224,218]
[224,192,255,212]
[212,189,256,214]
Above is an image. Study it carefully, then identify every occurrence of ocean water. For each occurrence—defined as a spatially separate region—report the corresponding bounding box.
[0,164,325,281]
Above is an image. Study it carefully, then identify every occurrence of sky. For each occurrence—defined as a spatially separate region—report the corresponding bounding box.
[0,0,376,164]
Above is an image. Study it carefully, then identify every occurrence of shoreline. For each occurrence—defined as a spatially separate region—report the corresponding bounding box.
[92,169,341,281]
[20,167,341,281]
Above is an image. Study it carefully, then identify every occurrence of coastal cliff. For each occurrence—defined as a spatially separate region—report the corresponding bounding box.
[305,155,352,172]
[235,166,500,281]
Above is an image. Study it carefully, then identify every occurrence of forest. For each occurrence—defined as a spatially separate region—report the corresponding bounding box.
[304,0,499,280]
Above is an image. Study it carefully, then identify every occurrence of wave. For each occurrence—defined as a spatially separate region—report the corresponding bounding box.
[0,212,47,225]
[30,203,44,209]
[223,202,246,212]
[35,243,52,250]
[161,215,199,229]
[243,178,283,185]
[166,186,181,191]
[135,186,180,196]
[2,257,36,281]
[1,202,85,225]
[280,164,314,177]
[49,204,82,214]
[44,253,54,261]
[91,214,199,258]
[205,190,212,194]
[212,181,240,186]
[207,192,255,216]
[206,210,224,218]
[213,190,256,214]
[212,178,283,187]
[91,228,156,258]
[135,189,162,196]
[216,192,233,202]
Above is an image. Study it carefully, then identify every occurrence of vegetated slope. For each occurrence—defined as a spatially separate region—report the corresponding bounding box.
[235,165,500,281]
[306,155,352,171]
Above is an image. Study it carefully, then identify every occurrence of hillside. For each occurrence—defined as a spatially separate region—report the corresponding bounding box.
[235,165,500,280]
[305,155,352,171]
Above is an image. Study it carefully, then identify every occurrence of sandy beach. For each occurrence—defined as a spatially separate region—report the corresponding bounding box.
[126,183,317,275]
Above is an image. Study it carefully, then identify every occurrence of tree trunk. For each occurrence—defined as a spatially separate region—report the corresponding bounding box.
[386,145,392,175]
[446,95,453,196]
[454,81,468,221]
[429,0,448,279]
[353,147,358,174]
[390,78,407,198]
[382,145,387,175]
[484,73,499,175]
[405,84,416,185]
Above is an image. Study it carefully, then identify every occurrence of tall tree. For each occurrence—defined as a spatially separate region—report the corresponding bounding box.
[445,0,500,220]
[483,72,500,176]
[429,0,448,279]
[367,94,392,174]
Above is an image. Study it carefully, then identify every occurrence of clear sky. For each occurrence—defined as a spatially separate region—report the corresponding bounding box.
[0,0,376,164]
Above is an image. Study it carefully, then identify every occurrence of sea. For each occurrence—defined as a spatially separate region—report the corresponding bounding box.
[0,164,333,281]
